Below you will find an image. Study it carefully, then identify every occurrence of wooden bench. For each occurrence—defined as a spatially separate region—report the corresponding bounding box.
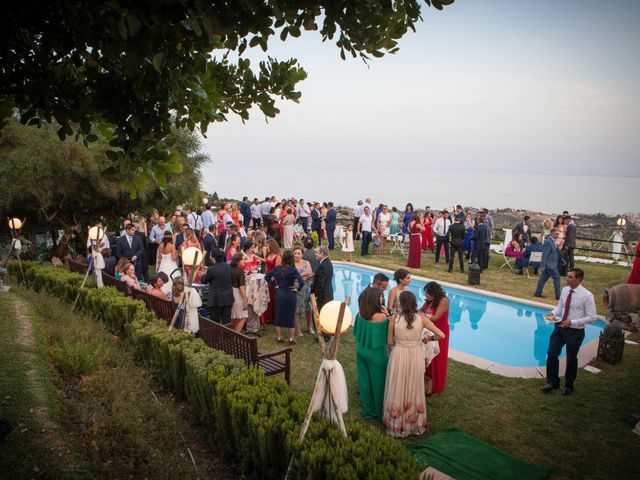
[199,315,292,385]
[100,271,131,296]
[130,288,176,323]
[68,259,88,275]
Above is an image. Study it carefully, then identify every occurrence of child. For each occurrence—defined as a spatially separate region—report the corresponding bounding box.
[342,224,355,262]
[373,233,382,255]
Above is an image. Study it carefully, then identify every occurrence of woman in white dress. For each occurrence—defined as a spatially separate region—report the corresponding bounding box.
[157,231,179,296]
[377,205,391,255]
[341,224,355,262]
[282,208,296,248]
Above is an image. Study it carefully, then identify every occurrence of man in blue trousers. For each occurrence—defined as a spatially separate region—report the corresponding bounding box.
[534,228,562,300]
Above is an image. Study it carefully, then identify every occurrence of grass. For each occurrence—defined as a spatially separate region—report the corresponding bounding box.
[0,291,89,479]
[254,241,640,479]
[1,286,236,479]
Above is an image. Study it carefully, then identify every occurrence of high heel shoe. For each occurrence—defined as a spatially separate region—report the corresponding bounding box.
[288,338,296,345]
[277,337,283,343]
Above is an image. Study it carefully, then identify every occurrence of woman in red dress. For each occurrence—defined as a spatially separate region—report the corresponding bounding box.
[407,213,424,269]
[421,281,450,395]
[262,239,282,324]
[628,242,640,284]
[422,209,434,252]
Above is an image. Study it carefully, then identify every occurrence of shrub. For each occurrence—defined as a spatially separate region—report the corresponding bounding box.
[50,341,100,377]
[10,263,423,479]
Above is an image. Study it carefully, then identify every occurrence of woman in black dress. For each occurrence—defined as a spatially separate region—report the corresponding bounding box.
[264,250,305,345]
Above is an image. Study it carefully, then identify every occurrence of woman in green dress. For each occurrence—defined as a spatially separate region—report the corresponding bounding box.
[354,287,389,420]
[389,206,401,235]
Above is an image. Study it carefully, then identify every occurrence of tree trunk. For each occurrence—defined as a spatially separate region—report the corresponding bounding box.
[51,224,73,260]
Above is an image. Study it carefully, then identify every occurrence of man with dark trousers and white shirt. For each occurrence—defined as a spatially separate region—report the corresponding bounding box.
[540,268,597,396]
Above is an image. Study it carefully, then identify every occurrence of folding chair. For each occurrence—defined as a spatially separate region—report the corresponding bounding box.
[499,229,515,270]
[524,251,543,278]
[500,251,516,270]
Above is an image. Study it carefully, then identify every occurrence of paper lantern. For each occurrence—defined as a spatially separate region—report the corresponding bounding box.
[318,300,353,335]
[8,218,22,230]
[88,225,105,241]
[182,247,203,267]
[202,197,209,205]
[616,217,627,228]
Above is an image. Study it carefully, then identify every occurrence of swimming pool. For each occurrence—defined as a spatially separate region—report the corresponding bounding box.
[332,263,605,368]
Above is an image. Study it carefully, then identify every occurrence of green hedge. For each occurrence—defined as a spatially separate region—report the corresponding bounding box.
[8,262,422,479]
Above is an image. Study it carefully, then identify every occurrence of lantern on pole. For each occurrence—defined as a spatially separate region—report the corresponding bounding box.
[285,296,351,479]
[71,225,106,311]
[169,247,202,330]
[3,217,27,284]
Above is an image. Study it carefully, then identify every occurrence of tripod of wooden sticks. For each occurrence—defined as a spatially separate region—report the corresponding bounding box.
[2,217,27,285]
[71,237,100,312]
[284,295,350,480]
[169,252,201,330]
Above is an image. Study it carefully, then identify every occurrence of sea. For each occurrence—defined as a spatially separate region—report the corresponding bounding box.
[201,169,639,216]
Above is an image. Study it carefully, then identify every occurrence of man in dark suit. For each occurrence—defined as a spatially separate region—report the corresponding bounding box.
[310,203,322,239]
[447,215,467,273]
[115,223,145,279]
[535,229,562,300]
[202,224,216,266]
[563,216,577,270]
[200,249,234,325]
[512,215,532,247]
[325,202,337,250]
[240,196,252,231]
[471,215,488,271]
[311,246,334,310]
[358,273,389,312]
[217,222,237,250]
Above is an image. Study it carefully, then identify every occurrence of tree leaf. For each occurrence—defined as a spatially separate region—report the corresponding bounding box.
[117,16,128,40]
[152,52,167,73]
[126,13,141,37]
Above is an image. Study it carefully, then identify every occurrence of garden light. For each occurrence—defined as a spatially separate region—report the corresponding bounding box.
[8,218,22,230]
[318,300,353,335]
[182,247,203,267]
[88,225,105,242]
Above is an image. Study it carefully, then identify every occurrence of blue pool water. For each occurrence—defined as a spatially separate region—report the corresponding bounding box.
[333,264,605,367]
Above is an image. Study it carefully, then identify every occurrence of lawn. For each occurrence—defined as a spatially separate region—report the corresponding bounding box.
[255,242,640,479]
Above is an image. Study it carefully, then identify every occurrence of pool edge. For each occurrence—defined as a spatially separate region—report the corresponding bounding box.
[335,260,606,321]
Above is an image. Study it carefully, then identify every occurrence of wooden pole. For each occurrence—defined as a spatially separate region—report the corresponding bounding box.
[4,218,27,285]
[284,296,351,479]
[71,240,95,312]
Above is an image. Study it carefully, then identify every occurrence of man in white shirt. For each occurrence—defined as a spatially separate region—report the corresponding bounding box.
[186,208,203,238]
[358,206,376,256]
[352,200,364,240]
[250,198,262,229]
[541,268,597,396]
[260,197,272,226]
[297,198,310,234]
[432,210,451,264]
[201,205,216,232]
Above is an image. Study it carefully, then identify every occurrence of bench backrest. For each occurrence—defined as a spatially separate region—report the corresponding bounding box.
[198,315,258,366]
[69,259,88,275]
[130,288,176,323]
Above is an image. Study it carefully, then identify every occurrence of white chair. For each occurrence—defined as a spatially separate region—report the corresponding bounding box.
[389,233,406,257]
[524,251,543,278]
[500,229,515,270]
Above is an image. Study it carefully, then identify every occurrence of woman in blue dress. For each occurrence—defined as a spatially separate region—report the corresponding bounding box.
[401,203,414,234]
[463,210,475,259]
[265,249,305,345]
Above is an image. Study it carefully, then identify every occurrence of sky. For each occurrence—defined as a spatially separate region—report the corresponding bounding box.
[200,0,640,214]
